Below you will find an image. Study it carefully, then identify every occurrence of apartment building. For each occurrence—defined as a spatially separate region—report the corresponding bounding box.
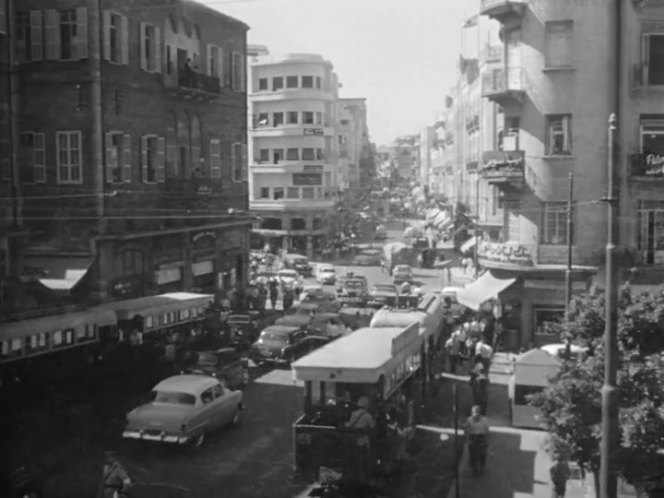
[1,0,251,317]
[471,0,617,348]
[390,135,418,181]
[337,98,369,191]
[248,53,340,258]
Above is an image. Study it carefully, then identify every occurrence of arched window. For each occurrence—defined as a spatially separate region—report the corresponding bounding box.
[191,114,203,177]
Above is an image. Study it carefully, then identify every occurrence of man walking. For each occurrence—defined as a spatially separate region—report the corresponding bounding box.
[550,455,571,498]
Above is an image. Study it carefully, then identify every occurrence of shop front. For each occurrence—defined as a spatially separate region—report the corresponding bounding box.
[473,241,596,351]
[190,230,218,293]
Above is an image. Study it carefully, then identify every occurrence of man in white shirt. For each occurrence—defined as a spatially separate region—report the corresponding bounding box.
[475,339,494,372]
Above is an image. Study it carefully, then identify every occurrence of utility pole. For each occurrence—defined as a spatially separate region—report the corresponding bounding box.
[564,172,574,324]
[600,114,619,498]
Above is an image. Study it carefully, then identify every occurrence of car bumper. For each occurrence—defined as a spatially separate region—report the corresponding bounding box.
[122,430,191,444]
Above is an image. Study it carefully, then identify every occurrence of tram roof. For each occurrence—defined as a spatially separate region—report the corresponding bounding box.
[97,292,213,320]
[292,324,420,384]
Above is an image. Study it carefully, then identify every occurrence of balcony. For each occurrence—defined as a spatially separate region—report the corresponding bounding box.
[173,72,221,101]
[480,150,526,189]
[479,0,527,24]
[482,67,526,106]
[630,153,664,179]
[483,44,503,63]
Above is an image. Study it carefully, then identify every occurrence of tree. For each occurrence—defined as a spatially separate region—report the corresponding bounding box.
[529,284,664,497]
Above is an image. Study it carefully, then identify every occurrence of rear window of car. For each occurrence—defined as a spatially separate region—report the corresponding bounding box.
[260,331,289,342]
[196,353,217,365]
[152,391,197,405]
[321,268,335,273]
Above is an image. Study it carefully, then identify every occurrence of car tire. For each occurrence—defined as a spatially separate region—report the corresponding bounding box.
[194,429,207,448]
[232,405,242,425]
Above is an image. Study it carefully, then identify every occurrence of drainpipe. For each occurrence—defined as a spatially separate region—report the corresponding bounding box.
[7,0,20,230]
[89,0,104,222]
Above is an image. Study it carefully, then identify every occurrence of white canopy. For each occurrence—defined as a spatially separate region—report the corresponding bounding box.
[456,271,516,310]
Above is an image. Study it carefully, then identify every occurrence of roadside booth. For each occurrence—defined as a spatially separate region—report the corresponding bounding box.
[291,323,424,486]
[508,348,561,428]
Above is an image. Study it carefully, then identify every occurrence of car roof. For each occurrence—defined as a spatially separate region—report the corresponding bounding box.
[262,324,301,334]
[153,374,219,395]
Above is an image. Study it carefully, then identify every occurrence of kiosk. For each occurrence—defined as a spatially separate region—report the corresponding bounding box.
[508,348,561,428]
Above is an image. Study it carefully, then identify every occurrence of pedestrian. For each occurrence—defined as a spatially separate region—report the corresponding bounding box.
[464,405,490,476]
[100,451,132,498]
[550,455,571,498]
[445,332,461,374]
[470,356,489,415]
[475,337,494,373]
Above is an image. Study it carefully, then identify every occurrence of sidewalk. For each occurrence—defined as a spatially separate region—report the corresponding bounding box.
[448,426,589,498]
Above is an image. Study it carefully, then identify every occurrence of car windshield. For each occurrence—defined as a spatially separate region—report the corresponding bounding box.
[195,352,218,365]
[373,285,396,293]
[152,391,197,405]
[260,331,289,343]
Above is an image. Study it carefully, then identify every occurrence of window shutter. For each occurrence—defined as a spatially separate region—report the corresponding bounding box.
[230,142,236,181]
[156,137,165,183]
[139,22,146,70]
[192,144,201,176]
[120,15,129,65]
[166,142,176,178]
[563,115,571,152]
[216,48,223,86]
[122,134,132,182]
[206,44,213,76]
[31,10,44,61]
[210,139,221,179]
[140,135,148,182]
[0,1,6,36]
[105,132,114,183]
[76,7,88,59]
[154,26,161,73]
[241,144,248,181]
[102,10,110,61]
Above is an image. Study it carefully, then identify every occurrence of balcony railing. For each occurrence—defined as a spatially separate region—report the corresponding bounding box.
[479,0,527,23]
[482,67,526,104]
[178,71,221,95]
[630,153,664,178]
[480,150,526,188]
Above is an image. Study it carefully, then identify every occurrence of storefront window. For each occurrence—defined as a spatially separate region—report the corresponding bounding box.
[640,120,664,175]
[533,306,564,344]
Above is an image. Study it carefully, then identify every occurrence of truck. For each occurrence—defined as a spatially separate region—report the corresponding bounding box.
[382,242,415,271]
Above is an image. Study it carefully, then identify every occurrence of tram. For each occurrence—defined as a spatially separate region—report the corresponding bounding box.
[291,322,426,490]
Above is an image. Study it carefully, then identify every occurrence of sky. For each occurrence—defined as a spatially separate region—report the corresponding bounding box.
[203,0,479,146]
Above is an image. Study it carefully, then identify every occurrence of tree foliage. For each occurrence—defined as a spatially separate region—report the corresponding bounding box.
[529,284,664,495]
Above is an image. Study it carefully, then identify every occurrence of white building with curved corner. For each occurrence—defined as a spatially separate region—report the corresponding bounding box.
[248,52,341,258]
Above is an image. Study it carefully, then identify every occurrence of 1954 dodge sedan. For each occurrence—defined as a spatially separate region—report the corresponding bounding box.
[122,374,243,447]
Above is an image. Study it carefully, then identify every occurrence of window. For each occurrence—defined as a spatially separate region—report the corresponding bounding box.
[56,131,82,184]
[315,76,321,89]
[0,1,5,36]
[207,44,223,84]
[546,115,572,155]
[645,34,664,85]
[303,112,314,124]
[272,76,283,91]
[258,77,268,91]
[49,8,87,60]
[273,149,283,163]
[256,112,269,127]
[140,135,165,183]
[287,111,299,124]
[140,22,161,73]
[286,148,299,161]
[19,132,46,183]
[209,138,221,179]
[340,119,349,126]
[302,187,314,199]
[545,21,573,68]
[16,12,38,62]
[541,202,571,245]
[104,11,128,64]
[286,75,298,88]
[315,112,323,125]
[259,149,269,162]
[302,76,314,88]
[231,142,247,181]
[273,187,284,200]
[316,148,325,160]
[302,148,315,160]
[287,187,299,199]
[259,187,270,199]
[231,51,245,91]
[273,112,284,127]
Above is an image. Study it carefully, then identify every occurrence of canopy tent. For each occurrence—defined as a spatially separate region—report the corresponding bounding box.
[460,237,478,254]
[456,271,516,310]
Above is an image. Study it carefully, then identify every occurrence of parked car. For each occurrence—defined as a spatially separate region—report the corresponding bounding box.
[184,348,249,389]
[392,264,414,285]
[226,314,259,347]
[315,264,337,285]
[300,289,342,311]
[275,301,340,328]
[249,325,321,365]
[277,269,301,287]
[336,272,369,306]
[368,283,398,308]
[283,254,313,277]
[122,374,243,447]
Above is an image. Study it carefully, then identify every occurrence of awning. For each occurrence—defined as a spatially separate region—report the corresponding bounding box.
[456,271,516,310]
[461,237,477,253]
[23,255,93,291]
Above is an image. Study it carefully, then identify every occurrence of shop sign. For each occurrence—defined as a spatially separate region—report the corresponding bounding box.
[293,173,322,186]
[303,165,323,173]
[478,241,534,267]
[303,128,324,136]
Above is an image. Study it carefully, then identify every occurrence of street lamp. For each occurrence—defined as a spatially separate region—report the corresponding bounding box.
[600,113,619,498]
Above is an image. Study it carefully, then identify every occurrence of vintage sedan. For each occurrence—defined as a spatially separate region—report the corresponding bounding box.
[122,374,243,447]
[392,264,415,285]
[226,313,258,347]
[249,325,307,365]
[184,348,249,389]
[368,283,398,308]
